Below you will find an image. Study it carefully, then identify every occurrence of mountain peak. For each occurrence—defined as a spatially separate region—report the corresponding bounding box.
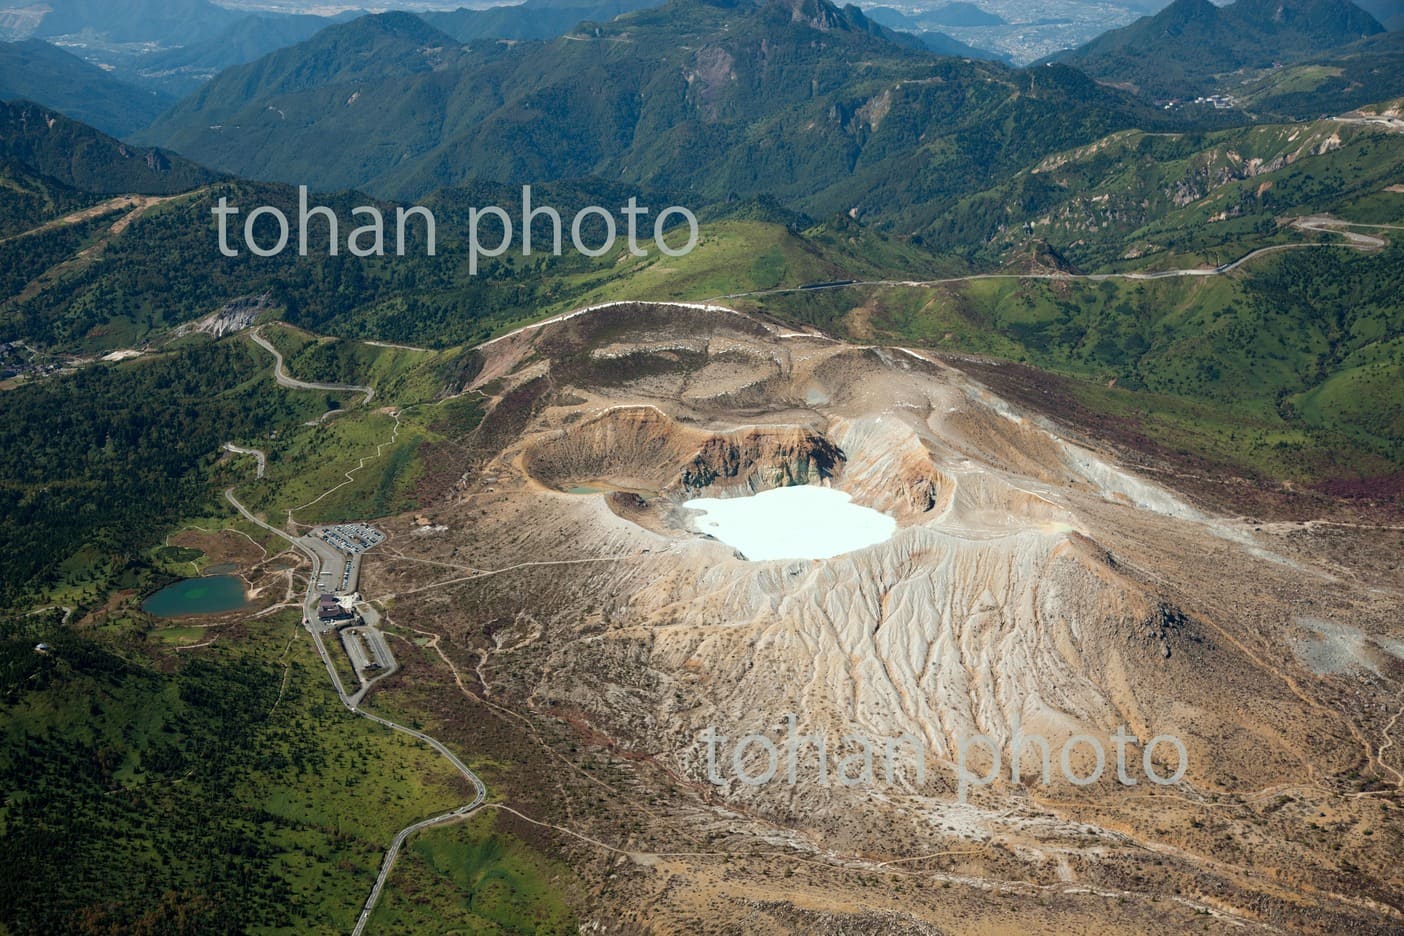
[770,0,853,27]
[757,0,914,44]
[332,10,456,44]
[675,0,897,37]
[1052,0,1384,97]
[1156,0,1222,24]
[1227,0,1383,33]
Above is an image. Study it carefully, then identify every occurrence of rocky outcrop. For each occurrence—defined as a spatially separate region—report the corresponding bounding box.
[675,429,842,495]
[175,293,272,338]
[523,406,701,491]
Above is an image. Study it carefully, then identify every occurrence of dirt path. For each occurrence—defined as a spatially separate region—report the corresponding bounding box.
[1376,705,1404,788]
[708,216,1396,303]
[285,409,401,527]
[0,193,184,245]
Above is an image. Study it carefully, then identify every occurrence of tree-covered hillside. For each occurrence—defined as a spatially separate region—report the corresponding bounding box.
[141,0,1186,227]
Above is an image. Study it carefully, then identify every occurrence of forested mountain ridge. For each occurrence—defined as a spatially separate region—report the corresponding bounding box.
[141,0,1184,234]
[144,11,465,135]
[934,115,1404,266]
[0,101,216,196]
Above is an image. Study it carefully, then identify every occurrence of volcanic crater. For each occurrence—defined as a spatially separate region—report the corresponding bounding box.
[357,301,1403,934]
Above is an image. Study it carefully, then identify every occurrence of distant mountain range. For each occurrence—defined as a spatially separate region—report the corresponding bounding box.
[1,0,242,44]
[420,0,659,41]
[0,39,174,137]
[860,4,1009,61]
[140,0,1175,231]
[865,3,1005,29]
[0,0,1391,165]
[1050,0,1386,97]
[129,13,351,97]
[0,0,355,99]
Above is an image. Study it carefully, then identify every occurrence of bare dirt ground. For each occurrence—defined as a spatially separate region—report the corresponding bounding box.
[0,192,191,246]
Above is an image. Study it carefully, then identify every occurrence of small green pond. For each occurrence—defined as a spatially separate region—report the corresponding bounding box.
[142,575,250,617]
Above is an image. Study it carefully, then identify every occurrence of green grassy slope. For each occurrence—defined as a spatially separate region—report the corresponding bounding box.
[368,810,579,934]
[0,609,469,933]
[756,240,1404,480]
[935,117,1404,268]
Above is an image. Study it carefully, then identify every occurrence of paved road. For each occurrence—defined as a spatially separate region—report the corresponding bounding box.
[223,487,486,934]
[1291,215,1392,250]
[249,328,375,406]
[222,443,267,479]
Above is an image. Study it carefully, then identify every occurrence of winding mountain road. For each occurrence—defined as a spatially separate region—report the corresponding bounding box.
[222,443,266,479]
[248,328,375,406]
[223,484,486,935]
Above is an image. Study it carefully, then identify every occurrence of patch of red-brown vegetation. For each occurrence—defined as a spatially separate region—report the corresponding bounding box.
[1312,468,1404,504]
[169,528,264,567]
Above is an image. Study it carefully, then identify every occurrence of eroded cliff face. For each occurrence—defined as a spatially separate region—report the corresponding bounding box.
[522,406,705,492]
[366,302,1402,933]
[676,428,842,495]
[521,405,847,499]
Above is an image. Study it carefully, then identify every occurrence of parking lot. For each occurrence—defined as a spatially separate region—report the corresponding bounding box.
[316,523,385,555]
[304,523,384,595]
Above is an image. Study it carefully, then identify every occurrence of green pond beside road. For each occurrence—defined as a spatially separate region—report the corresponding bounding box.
[141,574,250,617]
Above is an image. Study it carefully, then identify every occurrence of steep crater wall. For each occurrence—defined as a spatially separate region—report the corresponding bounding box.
[522,405,848,500]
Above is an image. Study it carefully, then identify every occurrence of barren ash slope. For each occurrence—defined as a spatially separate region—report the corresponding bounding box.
[364,301,1402,934]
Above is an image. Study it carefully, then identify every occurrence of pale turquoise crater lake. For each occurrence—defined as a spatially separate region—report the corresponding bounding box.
[142,575,250,617]
[684,485,896,561]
